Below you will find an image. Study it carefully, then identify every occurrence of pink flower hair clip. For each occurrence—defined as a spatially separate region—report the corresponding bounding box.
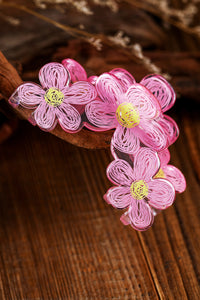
[85,70,179,156]
[8,58,186,231]
[104,148,176,231]
[9,62,97,132]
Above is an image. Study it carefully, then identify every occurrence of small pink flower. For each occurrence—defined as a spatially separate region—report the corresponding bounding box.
[155,149,186,193]
[85,70,175,154]
[9,62,97,132]
[104,148,175,231]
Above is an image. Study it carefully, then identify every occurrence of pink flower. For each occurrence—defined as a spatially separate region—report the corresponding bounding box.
[155,149,186,193]
[62,58,87,83]
[85,69,176,154]
[62,58,98,85]
[104,148,175,231]
[9,62,97,132]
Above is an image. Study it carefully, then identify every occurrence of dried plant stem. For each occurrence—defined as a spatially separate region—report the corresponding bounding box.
[123,0,200,38]
[0,2,166,74]
[1,3,94,39]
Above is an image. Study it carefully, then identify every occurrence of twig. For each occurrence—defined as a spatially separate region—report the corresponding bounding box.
[123,0,200,38]
[0,2,167,75]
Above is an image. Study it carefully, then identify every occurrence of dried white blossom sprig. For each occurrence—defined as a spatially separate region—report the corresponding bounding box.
[108,31,171,80]
[0,2,172,78]
[0,11,20,26]
[108,31,130,48]
[92,0,119,13]
[34,0,119,14]
[34,0,93,15]
[135,0,198,25]
[87,37,103,51]
[123,0,200,39]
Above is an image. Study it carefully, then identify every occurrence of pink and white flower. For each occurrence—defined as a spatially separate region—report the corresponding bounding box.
[9,62,97,132]
[104,148,175,231]
[85,70,177,154]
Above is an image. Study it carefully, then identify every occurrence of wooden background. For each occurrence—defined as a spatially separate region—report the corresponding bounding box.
[0,1,200,299]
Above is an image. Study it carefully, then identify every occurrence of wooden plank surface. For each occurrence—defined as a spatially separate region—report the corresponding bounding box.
[0,1,200,299]
[0,100,200,299]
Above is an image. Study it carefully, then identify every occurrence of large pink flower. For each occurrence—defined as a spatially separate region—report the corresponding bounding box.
[104,148,175,231]
[155,149,186,193]
[85,70,176,154]
[9,62,97,132]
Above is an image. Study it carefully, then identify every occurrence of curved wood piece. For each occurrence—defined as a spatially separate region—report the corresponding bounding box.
[0,51,112,149]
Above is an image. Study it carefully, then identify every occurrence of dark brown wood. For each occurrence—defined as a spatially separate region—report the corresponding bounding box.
[0,105,200,299]
[0,1,200,299]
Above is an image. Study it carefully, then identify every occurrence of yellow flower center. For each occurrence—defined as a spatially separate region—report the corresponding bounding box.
[130,180,148,200]
[154,168,165,179]
[44,88,64,107]
[116,102,140,128]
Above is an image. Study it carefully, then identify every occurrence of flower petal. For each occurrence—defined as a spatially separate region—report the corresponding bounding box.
[104,186,132,209]
[148,178,175,209]
[140,74,176,112]
[120,199,154,231]
[138,119,168,151]
[158,115,179,146]
[85,99,116,130]
[133,148,160,181]
[33,101,57,131]
[158,149,170,167]
[162,165,186,193]
[109,68,136,91]
[13,83,44,109]
[126,84,161,120]
[56,102,81,132]
[88,76,98,85]
[112,126,140,155]
[62,58,87,82]
[96,73,124,105]
[62,81,97,105]
[39,62,70,89]
[107,159,134,186]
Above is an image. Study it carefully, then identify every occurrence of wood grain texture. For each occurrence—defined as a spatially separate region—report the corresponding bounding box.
[0,1,200,299]
[0,103,200,299]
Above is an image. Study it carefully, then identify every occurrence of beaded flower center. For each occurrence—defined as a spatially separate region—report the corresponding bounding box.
[44,88,64,107]
[130,180,148,200]
[154,168,165,179]
[116,102,140,128]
